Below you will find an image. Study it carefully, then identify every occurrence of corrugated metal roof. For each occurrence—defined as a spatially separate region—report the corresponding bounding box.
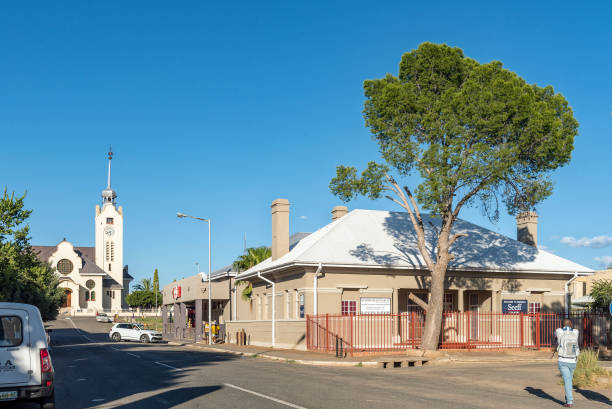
[239,209,592,277]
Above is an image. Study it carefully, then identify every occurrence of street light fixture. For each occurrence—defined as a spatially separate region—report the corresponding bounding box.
[177,212,212,345]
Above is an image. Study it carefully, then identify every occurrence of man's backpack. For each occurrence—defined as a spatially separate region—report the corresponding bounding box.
[558,329,579,359]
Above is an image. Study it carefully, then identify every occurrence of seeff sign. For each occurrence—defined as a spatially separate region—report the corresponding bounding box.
[502,299,528,314]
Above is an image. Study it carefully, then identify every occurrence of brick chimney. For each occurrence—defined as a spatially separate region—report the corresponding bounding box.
[331,206,348,221]
[516,212,538,247]
[271,199,290,260]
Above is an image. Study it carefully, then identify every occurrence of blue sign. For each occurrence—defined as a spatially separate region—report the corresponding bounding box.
[502,299,528,314]
[609,301,612,316]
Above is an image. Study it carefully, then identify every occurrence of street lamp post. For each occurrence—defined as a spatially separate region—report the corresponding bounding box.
[177,212,212,345]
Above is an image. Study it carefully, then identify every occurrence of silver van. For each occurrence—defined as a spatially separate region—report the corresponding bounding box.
[0,302,55,408]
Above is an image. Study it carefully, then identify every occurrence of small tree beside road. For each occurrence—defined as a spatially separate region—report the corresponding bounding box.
[589,279,612,311]
[330,42,578,350]
[133,278,153,292]
[128,276,161,309]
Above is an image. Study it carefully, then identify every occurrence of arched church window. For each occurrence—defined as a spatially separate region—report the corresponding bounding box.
[85,290,90,301]
[90,291,96,301]
[57,259,73,274]
[86,280,95,290]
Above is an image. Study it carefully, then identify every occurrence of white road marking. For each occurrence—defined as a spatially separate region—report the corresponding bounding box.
[76,378,87,382]
[224,383,307,409]
[127,353,141,358]
[92,399,105,402]
[64,318,110,346]
[74,358,88,361]
[154,361,184,371]
[110,347,121,351]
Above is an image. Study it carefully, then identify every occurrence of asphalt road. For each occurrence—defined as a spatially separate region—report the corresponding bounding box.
[2,318,611,409]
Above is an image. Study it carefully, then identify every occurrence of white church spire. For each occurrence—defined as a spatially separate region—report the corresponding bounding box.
[107,147,112,189]
[101,146,117,206]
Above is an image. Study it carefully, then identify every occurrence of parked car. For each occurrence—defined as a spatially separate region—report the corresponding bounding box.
[96,313,113,323]
[0,302,55,409]
[109,323,162,343]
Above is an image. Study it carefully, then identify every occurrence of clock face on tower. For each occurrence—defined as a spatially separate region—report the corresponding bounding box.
[104,227,115,237]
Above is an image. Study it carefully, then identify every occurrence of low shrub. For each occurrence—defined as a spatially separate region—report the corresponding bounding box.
[569,349,611,387]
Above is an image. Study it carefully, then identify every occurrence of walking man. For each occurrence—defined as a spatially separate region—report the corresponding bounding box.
[556,318,580,407]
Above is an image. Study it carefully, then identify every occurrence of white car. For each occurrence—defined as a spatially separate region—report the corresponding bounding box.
[109,323,162,343]
[0,302,55,408]
[95,313,113,323]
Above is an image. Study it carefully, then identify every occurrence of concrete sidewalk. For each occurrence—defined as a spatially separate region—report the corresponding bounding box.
[166,339,561,367]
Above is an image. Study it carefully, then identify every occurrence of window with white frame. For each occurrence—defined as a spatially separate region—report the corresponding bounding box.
[341,300,357,315]
[528,302,541,314]
[286,290,291,319]
[299,293,305,318]
[257,295,261,320]
[443,293,455,312]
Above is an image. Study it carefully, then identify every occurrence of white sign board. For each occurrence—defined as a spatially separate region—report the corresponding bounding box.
[360,297,391,314]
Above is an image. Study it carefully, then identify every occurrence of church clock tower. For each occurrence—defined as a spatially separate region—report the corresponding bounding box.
[95,148,124,291]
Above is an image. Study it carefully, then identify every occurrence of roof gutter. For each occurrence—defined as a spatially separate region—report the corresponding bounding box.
[313,263,323,316]
[236,261,593,280]
[257,272,275,348]
[564,272,580,317]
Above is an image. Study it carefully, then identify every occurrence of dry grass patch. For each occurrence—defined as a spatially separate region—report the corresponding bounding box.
[561,349,612,388]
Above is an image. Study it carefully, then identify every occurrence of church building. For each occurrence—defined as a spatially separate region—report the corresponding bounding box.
[33,150,133,314]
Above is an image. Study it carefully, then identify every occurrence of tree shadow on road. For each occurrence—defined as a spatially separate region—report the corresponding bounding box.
[46,323,239,409]
[109,385,223,409]
[575,388,612,406]
[524,387,564,405]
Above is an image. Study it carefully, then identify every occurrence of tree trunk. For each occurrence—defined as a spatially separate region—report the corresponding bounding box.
[421,268,446,350]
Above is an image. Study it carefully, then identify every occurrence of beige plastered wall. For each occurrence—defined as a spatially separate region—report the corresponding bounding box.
[236,267,569,321]
[162,274,232,305]
[573,269,612,297]
[227,266,568,348]
[226,320,307,350]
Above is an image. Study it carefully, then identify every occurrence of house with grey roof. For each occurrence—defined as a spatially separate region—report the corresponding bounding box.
[225,199,592,350]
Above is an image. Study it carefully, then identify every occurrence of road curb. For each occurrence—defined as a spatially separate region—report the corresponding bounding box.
[186,343,376,367]
[176,341,555,368]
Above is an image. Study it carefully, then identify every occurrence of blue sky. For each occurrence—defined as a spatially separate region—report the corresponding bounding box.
[1,1,611,287]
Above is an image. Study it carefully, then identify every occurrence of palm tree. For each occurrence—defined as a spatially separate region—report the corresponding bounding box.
[233,246,271,272]
[132,278,153,292]
[233,246,271,300]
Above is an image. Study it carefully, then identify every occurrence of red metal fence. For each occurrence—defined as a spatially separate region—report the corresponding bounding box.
[306,312,610,355]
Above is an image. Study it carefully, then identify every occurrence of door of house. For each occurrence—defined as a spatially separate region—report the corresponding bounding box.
[62,289,72,308]
[405,292,427,343]
[469,293,479,340]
